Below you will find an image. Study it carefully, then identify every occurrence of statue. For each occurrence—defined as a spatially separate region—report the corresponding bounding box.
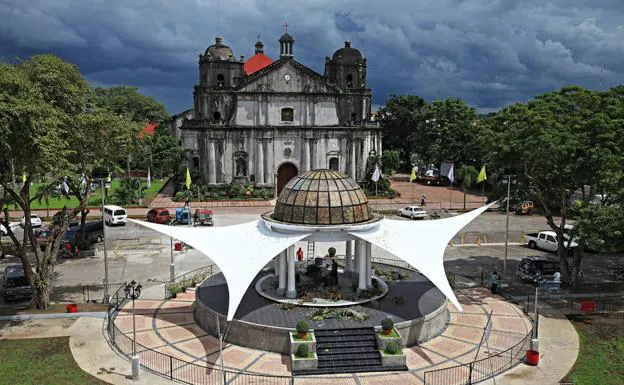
[235,158,247,176]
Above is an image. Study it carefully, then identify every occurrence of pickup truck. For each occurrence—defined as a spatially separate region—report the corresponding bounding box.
[524,230,578,252]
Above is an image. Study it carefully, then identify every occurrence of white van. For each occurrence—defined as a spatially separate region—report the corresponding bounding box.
[103,205,128,226]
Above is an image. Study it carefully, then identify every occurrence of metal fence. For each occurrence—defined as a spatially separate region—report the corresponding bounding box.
[423,326,533,385]
[164,265,219,299]
[107,273,293,385]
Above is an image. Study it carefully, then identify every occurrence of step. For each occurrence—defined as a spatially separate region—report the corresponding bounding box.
[316,340,378,350]
[318,358,381,368]
[316,346,380,356]
[318,352,380,362]
[315,335,377,343]
[294,365,408,376]
[314,328,375,337]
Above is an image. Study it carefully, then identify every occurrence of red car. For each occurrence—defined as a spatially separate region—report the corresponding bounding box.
[147,208,172,224]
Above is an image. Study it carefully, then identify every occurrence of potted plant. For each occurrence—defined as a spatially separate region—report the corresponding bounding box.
[291,343,318,371]
[380,341,406,366]
[381,317,394,335]
[296,320,309,339]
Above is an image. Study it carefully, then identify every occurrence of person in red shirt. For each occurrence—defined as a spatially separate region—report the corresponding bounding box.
[296,247,304,261]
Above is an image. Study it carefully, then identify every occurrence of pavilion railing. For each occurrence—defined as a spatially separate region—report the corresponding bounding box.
[164,264,219,299]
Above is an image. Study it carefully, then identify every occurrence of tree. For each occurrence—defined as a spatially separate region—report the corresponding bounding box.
[0,55,87,308]
[381,150,401,176]
[457,165,478,209]
[488,86,624,285]
[0,55,139,308]
[93,86,169,124]
[378,95,429,168]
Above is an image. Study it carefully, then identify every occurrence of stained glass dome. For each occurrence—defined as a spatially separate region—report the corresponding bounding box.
[271,169,372,225]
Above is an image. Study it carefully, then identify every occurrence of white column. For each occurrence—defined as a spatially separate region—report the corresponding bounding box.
[303,139,310,172]
[345,240,354,272]
[286,246,297,298]
[278,250,287,295]
[366,242,372,288]
[339,137,347,172]
[354,239,361,275]
[256,139,265,184]
[350,139,357,179]
[274,255,279,277]
[358,240,367,291]
[264,140,272,185]
[309,139,316,171]
[208,140,217,184]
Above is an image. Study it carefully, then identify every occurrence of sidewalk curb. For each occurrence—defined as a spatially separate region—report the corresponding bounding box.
[0,312,107,321]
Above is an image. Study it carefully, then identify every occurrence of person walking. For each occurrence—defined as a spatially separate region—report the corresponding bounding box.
[490,271,499,294]
[421,194,427,207]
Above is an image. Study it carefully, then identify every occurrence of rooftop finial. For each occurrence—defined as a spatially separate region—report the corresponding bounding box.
[283,20,289,33]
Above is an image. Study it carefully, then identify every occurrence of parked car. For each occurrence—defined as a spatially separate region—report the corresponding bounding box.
[524,230,578,252]
[147,208,172,224]
[193,209,214,226]
[1,264,33,301]
[62,221,104,245]
[397,206,428,219]
[103,205,127,226]
[20,214,42,228]
[515,256,561,284]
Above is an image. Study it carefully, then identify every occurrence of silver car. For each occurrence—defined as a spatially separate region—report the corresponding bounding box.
[397,205,428,219]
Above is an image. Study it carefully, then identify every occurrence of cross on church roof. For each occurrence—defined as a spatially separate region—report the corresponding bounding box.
[283,20,288,33]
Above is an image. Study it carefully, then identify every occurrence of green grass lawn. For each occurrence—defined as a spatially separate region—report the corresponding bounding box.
[0,337,110,385]
[566,317,624,385]
[23,179,164,209]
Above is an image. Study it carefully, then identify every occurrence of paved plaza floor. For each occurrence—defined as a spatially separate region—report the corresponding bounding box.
[114,286,533,384]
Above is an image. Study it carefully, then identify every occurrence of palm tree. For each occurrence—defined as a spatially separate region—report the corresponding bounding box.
[457,165,479,209]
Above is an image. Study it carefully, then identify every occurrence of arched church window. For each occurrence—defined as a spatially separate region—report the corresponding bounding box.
[346,74,353,89]
[351,113,357,122]
[217,74,225,88]
[192,157,200,171]
[213,111,221,122]
[329,157,339,171]
[281,107,294,122]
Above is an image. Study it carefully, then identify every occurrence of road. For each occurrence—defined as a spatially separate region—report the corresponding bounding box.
[1,210,620,305]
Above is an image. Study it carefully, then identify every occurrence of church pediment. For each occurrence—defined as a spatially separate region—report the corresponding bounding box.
[238,59,339,93]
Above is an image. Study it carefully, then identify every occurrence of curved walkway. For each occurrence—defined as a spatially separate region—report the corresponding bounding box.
[114,287,534,384]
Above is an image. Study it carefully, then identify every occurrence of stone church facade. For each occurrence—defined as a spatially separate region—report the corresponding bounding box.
[170,30,381,194]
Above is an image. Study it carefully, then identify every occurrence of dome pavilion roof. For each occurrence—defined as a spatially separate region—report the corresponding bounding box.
[271,169,372,225]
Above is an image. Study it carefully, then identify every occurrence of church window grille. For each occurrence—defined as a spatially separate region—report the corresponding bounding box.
[281,107,294,122]
[346,74,353,89]
[217,74,225,88]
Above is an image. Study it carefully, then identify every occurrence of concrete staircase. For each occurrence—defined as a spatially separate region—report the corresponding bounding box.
[294,327,408,376]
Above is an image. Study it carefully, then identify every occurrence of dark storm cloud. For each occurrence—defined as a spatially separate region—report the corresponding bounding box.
[1,0,623,114]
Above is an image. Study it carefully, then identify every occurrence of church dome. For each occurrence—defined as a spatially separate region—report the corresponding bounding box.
[332,41,362,63]
[271,169,372,225]
[204,36,235,60]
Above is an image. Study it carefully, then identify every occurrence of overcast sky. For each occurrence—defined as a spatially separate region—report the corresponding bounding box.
[1,0,622,115]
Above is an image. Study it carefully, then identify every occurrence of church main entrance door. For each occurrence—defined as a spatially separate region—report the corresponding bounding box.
[277,163,298,195]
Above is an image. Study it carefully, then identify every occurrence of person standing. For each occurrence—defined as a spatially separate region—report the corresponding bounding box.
[296,247,304,261]
[421,194,427,207]
[490,271,499,294]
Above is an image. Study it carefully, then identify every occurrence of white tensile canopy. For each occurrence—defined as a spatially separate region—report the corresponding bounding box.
[130,203,494,320]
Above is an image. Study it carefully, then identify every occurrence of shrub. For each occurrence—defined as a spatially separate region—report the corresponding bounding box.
[296,344,309,358]
[296,320,309,335]
[381,317,394,333]
[173,191,187,202]
[168,284,182,298]
[385,341,399,354]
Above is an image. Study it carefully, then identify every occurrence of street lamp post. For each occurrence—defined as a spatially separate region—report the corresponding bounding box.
[502,174,516,292]
[124,280,142,381]
[100,178,110,303]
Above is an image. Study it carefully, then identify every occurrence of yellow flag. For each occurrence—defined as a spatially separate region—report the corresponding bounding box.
[477,165,487,183]
[185,168,192,189]
[409,167,417,183]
